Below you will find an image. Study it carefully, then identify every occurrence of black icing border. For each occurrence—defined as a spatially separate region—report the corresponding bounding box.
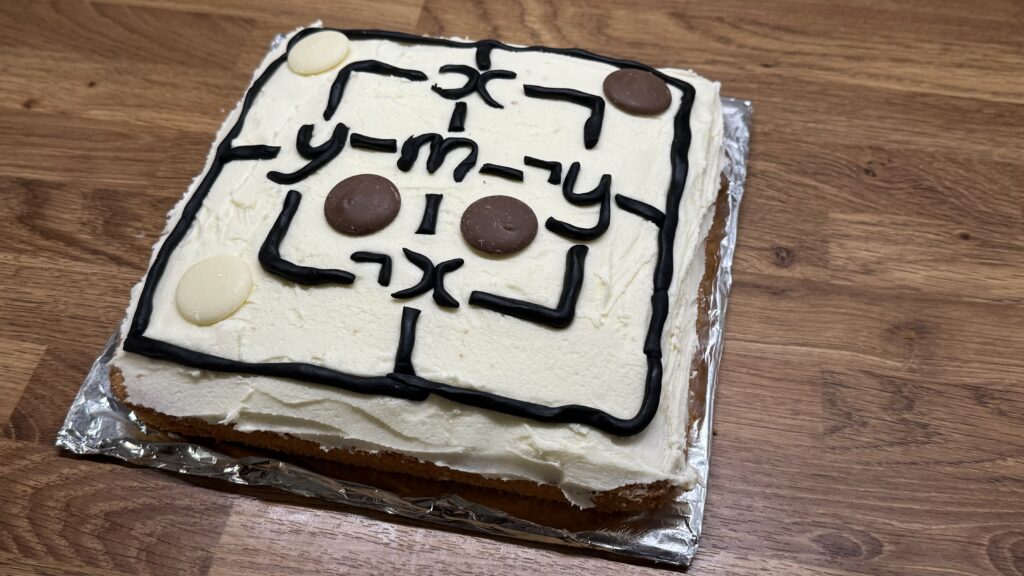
[123,29,696,437]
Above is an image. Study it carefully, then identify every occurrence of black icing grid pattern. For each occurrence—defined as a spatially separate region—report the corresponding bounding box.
[123,29,696,436]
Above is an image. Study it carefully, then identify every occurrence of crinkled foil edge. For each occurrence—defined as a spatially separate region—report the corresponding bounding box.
[56,97,750,568]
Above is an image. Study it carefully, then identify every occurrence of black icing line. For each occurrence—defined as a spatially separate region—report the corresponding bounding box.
[267,123,349,185]
[394,306,420,375]
[522,85,605,149]
[644,290,669,357]
[325,60,427,121]
[416,193,444,235]
[391,358,660,433]
[351,251,393,286]
[448,102,467,132]
[296,124,346,159]
[479,163,524,181]
[475,42,494,70]
[391,249,462,307]
[259,190,356,285]
[350,133,398,152]
[545,186,611,241]
[429,64,515,108]
[433,258,464,308]
[469,245,587,328]
[397,133,478,182]
[431,64,478,99]
[391,248,435,299]
[226,144,280,161]
[125,334,426,399]
[477,70,516,108]
[561,162,610,204]
[127,29,696,436]
[523,156,562,185]
[615,194,665,227]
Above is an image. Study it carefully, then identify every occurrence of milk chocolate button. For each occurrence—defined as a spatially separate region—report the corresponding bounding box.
[287,30,350,76]
[461,195,537,255]
[603,69,672,115]
[324,174,401,236]
[175,255,253,326]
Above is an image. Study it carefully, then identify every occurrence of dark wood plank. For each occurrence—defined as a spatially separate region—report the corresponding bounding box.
[0,440,236,576]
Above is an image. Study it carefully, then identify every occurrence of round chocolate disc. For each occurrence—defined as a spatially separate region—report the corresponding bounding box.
[602,69,672,115]
[287,30,350,76]
[460,195,538,255]
[324,174,401,236]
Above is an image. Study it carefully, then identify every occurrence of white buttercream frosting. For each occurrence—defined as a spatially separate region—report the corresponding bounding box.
[111,28,724,508]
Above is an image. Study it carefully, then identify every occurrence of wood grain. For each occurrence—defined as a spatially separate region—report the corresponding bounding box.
[0,0,1021,574]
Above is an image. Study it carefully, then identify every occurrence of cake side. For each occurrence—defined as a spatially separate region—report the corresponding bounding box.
[108,368,673,511]
[109,28,725,509]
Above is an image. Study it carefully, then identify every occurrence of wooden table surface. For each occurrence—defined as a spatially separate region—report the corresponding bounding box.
[2,0,1022,574]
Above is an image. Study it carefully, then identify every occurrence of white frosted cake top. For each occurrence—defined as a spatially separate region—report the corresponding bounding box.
[112,27,724,507]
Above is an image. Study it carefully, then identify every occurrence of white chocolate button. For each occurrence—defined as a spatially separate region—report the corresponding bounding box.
[287,30,350,76]
[175,256,253,326]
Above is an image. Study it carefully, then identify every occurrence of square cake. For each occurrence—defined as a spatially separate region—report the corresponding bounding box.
[110,26,725,510]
